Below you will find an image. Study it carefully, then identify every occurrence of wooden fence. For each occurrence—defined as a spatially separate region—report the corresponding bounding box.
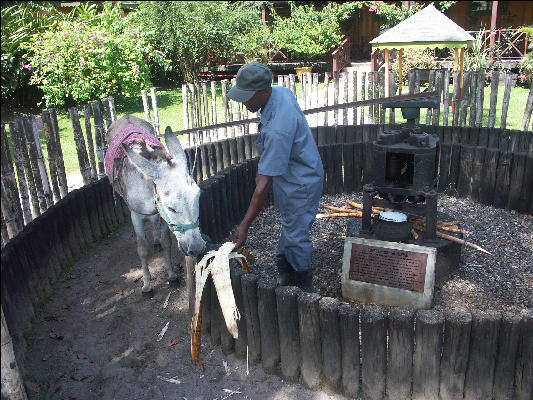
[177,69,533,144]
[1,98,117,246]
[2,126,531,398]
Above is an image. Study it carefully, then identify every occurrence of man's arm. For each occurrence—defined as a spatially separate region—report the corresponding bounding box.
[233,174,272,249]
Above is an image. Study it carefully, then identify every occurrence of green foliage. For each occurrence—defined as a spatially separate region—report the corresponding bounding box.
[271,2,350,63]
[22,3,149,108]
[518,26,533,88]
[129,1,267,82]
[390,49,438,83]
[464,28,490,71]
[1,2,63,101]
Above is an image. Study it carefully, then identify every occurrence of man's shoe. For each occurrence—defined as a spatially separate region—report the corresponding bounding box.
[294,269,314,292]
[276,256,296,286]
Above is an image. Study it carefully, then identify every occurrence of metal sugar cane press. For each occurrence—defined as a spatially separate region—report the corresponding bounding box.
[361,95,441,243]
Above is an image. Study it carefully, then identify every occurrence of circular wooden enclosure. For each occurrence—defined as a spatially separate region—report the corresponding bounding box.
[2,124,532,399]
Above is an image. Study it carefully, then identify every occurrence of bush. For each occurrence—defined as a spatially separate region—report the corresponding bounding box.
[22,5,149,108]
[390,49,438,84]
[271,2,345,64]
[129,1,268,83]
[518,27,533,88]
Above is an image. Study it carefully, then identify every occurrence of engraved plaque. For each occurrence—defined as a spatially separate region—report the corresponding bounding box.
[349,243,427,292]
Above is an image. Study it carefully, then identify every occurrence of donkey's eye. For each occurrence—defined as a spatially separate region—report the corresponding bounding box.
[167,207,176,213]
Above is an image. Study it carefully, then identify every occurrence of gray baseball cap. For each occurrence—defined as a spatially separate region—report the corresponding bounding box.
[227,62,273,103]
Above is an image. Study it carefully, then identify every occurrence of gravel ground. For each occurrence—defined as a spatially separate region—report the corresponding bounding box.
[241,193,533,315]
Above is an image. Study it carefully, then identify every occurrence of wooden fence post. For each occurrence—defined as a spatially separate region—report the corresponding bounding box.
[439,310,472,400]
[360,72,366,124]
[210,81,218,140]
[475,69,485,127]
[500,73,513,130]
[91,100,107,178]
[257,278,280,373]
[18,118,42,217]
[352,70,358,125]
[48,108,68,197]
[101,97,113,133]
[276,286,301,382]
[40,111,61,201]
[412,310,444,400]
[464,311,501,399]
[150,87,160,136]
[469,70,478,127]
[493,312,521,400]
[324,72,329,126]
[319,297,342,391]
[426,71,436,125]
[361,305,387,400]
[387,308,415,400]
[69,107,92,185]
[241,273,261,365]
[452,71,460,126]
[182,84,189,133]
[23,116,50,212]
[339,303,360,398]
[82,104,97,179]
[1,307,28,400]
[521,84,533,131]
[107,96,117,123]
[221,80,229,139]
[442,69,451,126]
[298,291,322,390]
[1,124,23,232]
[487,70,499,128]
[141,89,152,125]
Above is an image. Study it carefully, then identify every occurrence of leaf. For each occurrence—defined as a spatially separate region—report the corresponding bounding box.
[49,329,64,340]
[163,336,184,348]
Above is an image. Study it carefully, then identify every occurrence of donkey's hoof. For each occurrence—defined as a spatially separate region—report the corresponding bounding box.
[168,278,180,288]
[142,289,154,299]
[154,243,162,252]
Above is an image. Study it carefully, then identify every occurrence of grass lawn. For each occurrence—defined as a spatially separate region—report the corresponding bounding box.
[47,82,530,178]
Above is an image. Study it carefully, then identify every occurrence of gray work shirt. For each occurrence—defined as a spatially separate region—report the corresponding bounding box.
[255,85,323,209]
[255,85,324,270]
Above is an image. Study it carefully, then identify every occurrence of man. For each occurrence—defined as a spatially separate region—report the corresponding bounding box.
[229,62,324,292]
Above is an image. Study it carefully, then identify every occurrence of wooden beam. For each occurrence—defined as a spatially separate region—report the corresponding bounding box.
[453,48,458,72]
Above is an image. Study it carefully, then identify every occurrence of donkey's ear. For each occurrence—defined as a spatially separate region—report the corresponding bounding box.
[122,143,159,180]
[164,127,188,171]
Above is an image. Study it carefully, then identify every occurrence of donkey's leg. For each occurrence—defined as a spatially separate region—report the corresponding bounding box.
[159,222,177,282]
[131,212,152,292]
[153,215,163,252]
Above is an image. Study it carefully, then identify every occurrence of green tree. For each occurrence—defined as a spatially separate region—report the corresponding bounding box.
[271,2,352,64]
[129,1,268,83]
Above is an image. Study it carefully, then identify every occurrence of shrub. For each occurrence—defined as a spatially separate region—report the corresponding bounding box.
[129,1,268,83]
[518,27,533,88]
[390,49,438,84]
[271,2,345,64]
[22,5,149,108]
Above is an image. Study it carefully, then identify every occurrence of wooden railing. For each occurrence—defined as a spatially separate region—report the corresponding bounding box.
[467,28,530,60]
[332,36,351,73]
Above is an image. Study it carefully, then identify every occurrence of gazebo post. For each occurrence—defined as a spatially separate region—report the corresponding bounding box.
[453,48,458,72]
[398,48,403,95]
[384,49,390,97]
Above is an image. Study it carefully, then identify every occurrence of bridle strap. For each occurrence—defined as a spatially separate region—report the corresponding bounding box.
[152,183,199,233]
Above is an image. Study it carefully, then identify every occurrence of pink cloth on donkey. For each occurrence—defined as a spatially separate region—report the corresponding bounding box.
[104,124,164,180]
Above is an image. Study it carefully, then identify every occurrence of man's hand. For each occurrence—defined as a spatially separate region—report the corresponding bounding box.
[233,224,248,250]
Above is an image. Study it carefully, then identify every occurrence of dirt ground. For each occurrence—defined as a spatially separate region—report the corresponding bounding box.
[22,224,349,400]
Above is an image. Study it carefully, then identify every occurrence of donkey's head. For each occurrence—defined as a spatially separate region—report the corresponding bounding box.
[122,128,206,256]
